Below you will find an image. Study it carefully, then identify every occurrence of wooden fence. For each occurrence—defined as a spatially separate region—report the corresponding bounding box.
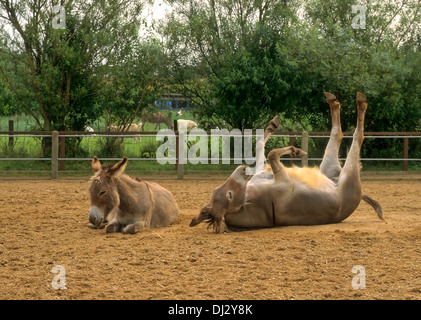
[1,129,420,179]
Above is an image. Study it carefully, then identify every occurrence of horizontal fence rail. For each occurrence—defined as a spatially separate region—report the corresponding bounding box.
[0,130,420,179]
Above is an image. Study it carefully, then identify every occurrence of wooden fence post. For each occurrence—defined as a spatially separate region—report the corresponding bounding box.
[403,137,409,172]
[8,120,13,148]
[302,131,309,167]
[51,131,59,179]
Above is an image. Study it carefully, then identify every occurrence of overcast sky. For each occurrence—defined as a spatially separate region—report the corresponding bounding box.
[143,0,171,26]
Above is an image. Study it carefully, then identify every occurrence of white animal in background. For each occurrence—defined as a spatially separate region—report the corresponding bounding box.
[176,110,183,117]
[177,119,198,131]
[107,122,143,143]
[85,126,96,136]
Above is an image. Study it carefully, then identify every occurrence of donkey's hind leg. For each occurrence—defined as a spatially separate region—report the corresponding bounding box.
[320,92,344,180]
[334,93,367,222]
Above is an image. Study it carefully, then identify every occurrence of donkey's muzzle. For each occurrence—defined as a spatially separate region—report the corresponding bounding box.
[89,206,104,228]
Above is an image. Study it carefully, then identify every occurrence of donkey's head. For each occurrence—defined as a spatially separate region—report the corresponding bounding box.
[88,156,127,228]
[190,165,249,233]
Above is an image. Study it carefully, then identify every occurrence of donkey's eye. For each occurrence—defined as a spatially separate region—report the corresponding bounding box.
[99,190,107,197]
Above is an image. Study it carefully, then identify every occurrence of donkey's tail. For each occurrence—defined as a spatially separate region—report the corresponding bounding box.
[362,194,384,221]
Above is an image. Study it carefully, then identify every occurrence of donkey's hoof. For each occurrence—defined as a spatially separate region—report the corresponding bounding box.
[324,92,337,101]
[270,115,281,127]
[265,115,281,134]
[356,92,366,104]
[324,92,340,110]
[122,224,138,234]
[105,223,120,233]
[290,146,307,158]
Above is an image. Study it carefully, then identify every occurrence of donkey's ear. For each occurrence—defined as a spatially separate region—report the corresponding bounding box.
[107,157,128,177]
[190,205,212,227]
[92,156,102,173]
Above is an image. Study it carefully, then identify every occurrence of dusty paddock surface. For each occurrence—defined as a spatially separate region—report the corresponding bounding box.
[0,176,420,300]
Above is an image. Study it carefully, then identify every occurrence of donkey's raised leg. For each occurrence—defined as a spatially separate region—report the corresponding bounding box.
[334,92,367,222]
[322,93,383,220]
[320,92,344,180]
[254,115,281,174]
[268,146,307,182]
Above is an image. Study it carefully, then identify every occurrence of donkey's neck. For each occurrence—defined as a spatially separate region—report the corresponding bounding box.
[115,175,142,212]
[224,206,268,229]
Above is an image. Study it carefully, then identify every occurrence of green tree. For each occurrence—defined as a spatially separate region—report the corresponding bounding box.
[0,0,145,154]
[302,0,421,133]
[163,0,421,164]
[0,53,17,116]
[298,0,421,163]
[98,38,170,157]
[163,0,302,130]
[100,39,169,131]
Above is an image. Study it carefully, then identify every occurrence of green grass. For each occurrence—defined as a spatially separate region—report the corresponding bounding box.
[0,113,36,131]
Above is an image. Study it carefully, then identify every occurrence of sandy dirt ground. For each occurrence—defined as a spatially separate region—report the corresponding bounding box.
[0,175,420,300]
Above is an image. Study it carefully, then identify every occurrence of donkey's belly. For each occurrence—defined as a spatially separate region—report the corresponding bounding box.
[275,188,340,226]
[226,180,340,229]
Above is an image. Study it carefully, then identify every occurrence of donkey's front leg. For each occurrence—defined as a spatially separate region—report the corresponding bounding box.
[253,115,281,174]
[103,207,121,232]
[105,218,122,233]
[122,221,149,234]
[268,146,307,182]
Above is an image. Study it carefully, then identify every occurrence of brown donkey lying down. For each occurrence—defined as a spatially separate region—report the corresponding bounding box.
[190,92,383,233]
[88,156,178,234]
